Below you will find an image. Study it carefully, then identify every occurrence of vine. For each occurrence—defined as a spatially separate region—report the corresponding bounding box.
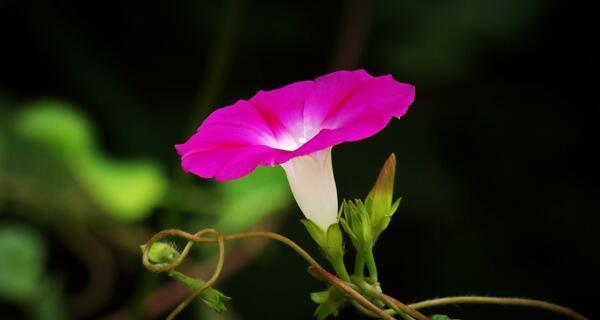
[141,227,588,320]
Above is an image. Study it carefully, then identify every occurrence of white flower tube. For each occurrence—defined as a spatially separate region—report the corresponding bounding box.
[280,147,338,230]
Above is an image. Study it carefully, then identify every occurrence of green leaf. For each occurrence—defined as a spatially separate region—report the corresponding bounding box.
[14,100,95,159]
[13,99,168,222]
[311,287,346,320]
[168,270,231,313]
[215,167,292,234]
[76,156,167,221]
[0,225,45,303]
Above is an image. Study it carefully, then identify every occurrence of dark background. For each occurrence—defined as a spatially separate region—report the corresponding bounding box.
[0,0,597,319]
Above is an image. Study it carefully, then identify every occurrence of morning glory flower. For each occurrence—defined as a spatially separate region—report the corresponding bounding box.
[176,70,414,230]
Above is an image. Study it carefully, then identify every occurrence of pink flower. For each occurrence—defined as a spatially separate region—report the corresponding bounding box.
[176,70,415,229]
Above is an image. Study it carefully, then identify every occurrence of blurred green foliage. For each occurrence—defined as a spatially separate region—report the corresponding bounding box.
[0,226,68,320]
[0,0,596,319]
[215,167,290,234]
[0,96,293,318]
[14,100,167,221]
[31,281,68,320]
[0,225,45,302]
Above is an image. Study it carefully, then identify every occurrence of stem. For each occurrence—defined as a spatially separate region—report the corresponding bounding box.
[354,278,429,320]
[330,257,351,282]
[365,249,378,283]
[142,228,589,320]
[143,229,323,272]
[308,266,395,320]
[409,296,589,320]
[142,228,380,319]
[354,251,366,277]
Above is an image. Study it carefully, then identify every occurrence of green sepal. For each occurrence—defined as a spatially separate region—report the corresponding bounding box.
[372,197,402,241]
[324,223,344,262]
[302,220,349,280]
[311,287,346,320]
[140,242,180,264]
[301,219,326,249]
[168,270,231,313]
[301,220,345,262]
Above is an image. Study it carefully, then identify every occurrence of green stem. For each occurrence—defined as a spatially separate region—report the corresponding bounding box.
[329,256,351,282]
[409,296,589,320]
[308,266,395,320]
[365,248,378,283]
[354,251,366,277]
[354,277,428,320]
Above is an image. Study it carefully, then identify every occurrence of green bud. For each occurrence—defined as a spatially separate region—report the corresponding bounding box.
[168,270,232,313]
[140,242,180,264]
[340,200,374,254]
[365,154,401,240]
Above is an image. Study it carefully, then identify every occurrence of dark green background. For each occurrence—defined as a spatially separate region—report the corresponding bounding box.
[1,0,597,319]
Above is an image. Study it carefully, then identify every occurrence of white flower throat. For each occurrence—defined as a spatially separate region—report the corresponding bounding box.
[280,147,338,230]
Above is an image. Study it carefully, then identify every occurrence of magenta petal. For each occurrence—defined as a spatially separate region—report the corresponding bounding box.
[176,69,415,181]
[249,80,314,142]
[305,70,415,129]
[178,145,287,181]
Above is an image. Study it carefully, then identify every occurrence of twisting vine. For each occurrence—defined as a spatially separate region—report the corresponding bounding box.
[142,227,589,320]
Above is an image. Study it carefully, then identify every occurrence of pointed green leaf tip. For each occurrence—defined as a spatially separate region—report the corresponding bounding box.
[168,270,231,313]
[301,219,326,249]
[365,153,401,240]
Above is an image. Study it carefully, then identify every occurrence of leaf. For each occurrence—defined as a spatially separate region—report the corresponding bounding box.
[215,167,292,234]
[76,155,167,221]
[168,270,231,313]
[14,100,95,159]
[0,225,45,303]
[13,99,168,222]
[311,287,346,320]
